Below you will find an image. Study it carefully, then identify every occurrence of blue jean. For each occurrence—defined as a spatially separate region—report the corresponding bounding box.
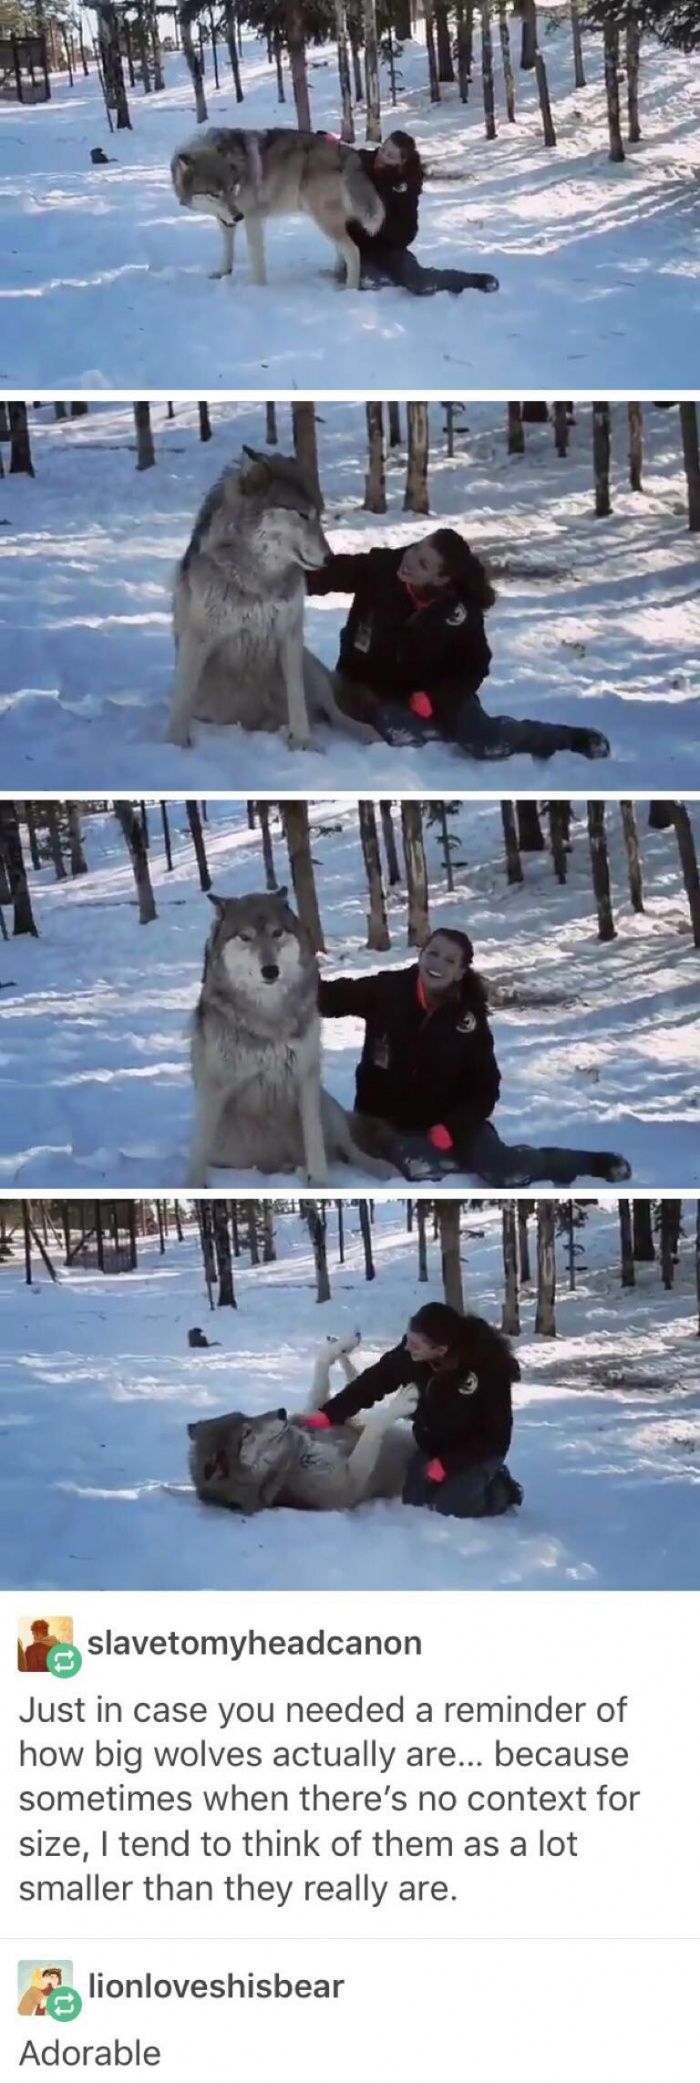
[402,1452,523,1518]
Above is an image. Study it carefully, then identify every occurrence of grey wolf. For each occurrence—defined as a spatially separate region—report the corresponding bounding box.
[168,447,379,753]
[170,125,385,290]
[188,889,396,1189]
[187,1331,417,1512]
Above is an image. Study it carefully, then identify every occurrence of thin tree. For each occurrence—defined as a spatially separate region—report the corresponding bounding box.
[305,1202,331,1302]
[45,804,67,881]
[363,403,387,513]
[160,801,174,871]
[507,402,525,455]
[593,402,612,517]
[68,805,87,876]
[553,402,569,458]
[363,0,382,138]
[603,20,624,160]
[417,1199,429,1280]
[696,1201,700,1336]
[518,1202,532,1282]
[481,0,497,138]
[520,0,537,66]
[498,1,515,121]
[534,42,557,146]
[212,1202,236,1305]
[679,403,700,532]
[0,803,38,936]
[628,401,643,490]
[626,18,641,142]
[401,803,430,945]
[265,402,278,445]
[186,799,211,891]
[114,803,157,923]
[404,403,429,514]
[501,1204,520,1334]
[291,402,323,509]
[501,801,524,885]
[518,802,546,851]
[257,802,278,889]
[197,1199,216,1305]
[549,802,570,885]
[672,803,700,948]
[359,802,391,949]
[198,401,212,442]
[262,1203,276,1261]
[9,404,34,476]
[632,1200,655,1261]
[179,0,208,119]
[335,0,355,138]
[388,402,402,449]
[380,802,402,885]
[570,0,585,85]
[358,1199,375,1279]
[283,802,325,951]
[438,1200,464,1310]
[24,804,41,871]
[134,403,155,471]
[222,0,244,101]
[619,1199,635,1287]
[423,0,441,99]
[587,802,616,942]
[620,801,644,912]
[534,1201,556,1335]
[284,0,312,127]
[96,1,132,126]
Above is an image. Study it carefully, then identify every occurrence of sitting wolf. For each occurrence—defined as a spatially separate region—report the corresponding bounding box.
[168,447,379,754]
[189,888,395,1188]
[188,1332,417,1513]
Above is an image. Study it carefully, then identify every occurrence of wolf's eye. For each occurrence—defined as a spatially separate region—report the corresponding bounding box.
[239,930,255,943]
[271,926,284,940]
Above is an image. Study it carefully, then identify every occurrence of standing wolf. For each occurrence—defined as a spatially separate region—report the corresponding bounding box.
[170,126,385,289]
[168,447,379,752]
[189,889,395,1188]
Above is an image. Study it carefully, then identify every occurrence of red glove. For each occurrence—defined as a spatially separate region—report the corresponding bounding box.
[428,1124,454,1152]
[426,1458,446,1483]
[409,691,434,720]
[302,1411,332,1429]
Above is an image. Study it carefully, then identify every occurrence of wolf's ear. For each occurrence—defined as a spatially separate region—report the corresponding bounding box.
[207,892,228,916]
[242,445,268,464]
[241,446,270,492]
[274,884,289,903]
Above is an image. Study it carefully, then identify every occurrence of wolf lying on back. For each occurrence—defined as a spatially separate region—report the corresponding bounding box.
[171,126,385,290]
[168,447,379,753]
[189,888,395,1188]
[188,1332,417,1512]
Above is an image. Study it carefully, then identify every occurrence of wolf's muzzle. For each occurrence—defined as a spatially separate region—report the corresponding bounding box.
[261,963,280,982]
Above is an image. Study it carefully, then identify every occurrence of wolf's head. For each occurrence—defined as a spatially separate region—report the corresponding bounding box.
[188,1407,296,1511]
[238,447,330,578]
[171,136,245,224]
[201,887,314,1005]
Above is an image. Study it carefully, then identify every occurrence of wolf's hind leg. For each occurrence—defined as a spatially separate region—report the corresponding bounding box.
[244,212,267,286]
[298,1067,329,1187]
[167,632,211,748]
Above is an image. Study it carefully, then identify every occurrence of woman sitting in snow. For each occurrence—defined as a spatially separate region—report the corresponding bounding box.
[347,130,499,299]
[317,1300,523,1520]
[318,925,631,1187]
[306,529,610,763]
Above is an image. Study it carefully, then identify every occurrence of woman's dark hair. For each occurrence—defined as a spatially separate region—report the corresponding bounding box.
[430,526,496,612]
[408,1304,521,1383]
[422,926,489,1015]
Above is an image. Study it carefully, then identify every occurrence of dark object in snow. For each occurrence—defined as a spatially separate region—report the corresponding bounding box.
[91,147,113,165]
[188,1326,221,1349]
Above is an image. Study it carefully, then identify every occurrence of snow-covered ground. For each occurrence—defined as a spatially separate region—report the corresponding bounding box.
[1,1201,698,1591]
[1,27,699,388]
[2,399,700,791]
[0,796,698,1189]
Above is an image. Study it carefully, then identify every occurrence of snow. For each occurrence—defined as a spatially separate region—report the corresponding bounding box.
[2,398,700,791]
[1,796,698,1189]
[1,26,699,388]
[1,1200,698,1591]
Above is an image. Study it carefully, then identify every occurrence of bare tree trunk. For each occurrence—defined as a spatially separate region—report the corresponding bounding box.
[67,804,87,875]
[114,803,157,923]
[198,401,212,443]
[213,1202,236,1305]
[549,803,570,884]
[535,47,556,145]
[363,403,386,512]
[679,403,700,531]
[518,1202,531,1282]
[498,1,515,120]
[223,0,244,102]
[283,801,325,951]
[520,0,536,66]
[305,1202,331,1302]
[632,1199,654,1261]
[404,403,429,513]
[284,0,312,127]
[335,0,355,138]
[438,1201,464,1311]
[424,0,441,100]
[388,402,402,449]
[359,802,391,949]
[186,799,211,891]
[9,403,34,476]
[262,1202,276,1260]
[587,801,616,942]
[358,1199,375,1280]
[603,20,624,160]
[160,801,173,871]
[626,18,641,142]
[417,1199,429,1280]
[619,1199,635,1287]
[660,1201,681,1291]
[570,0,585,86]
[24,802,41,871]
[481,0,496,138]
[257,802,278,889]
[620,800,644,912]
[593,401,612,517]
[197,1199,216,1305]
[180,4,208,119]
[628,400,643,490]
[291,402,323,509]
[401,803,430,945]
[45,803,67,880]
[507,402,524,455]
[363,0,382,138]
[672,803,700,948]
[553,402,569,457]
[501,801,524,885]
[501,1204,520,1334]
[436,0,455,77]
[535,1201,556,1335]
[0,803,38,936]
[380,801,402,885]
[265,401,278,445]
[97,1,132,125]
[134,402,155,471]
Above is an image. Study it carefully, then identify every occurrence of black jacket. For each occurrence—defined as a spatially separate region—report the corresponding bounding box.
[350,146,424,256]
[318,962,500,1143]
[322,1323,518,1471]
[307,546,492,713]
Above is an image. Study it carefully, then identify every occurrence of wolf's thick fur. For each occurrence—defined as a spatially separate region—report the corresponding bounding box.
[171,125,385,289]
[169,448,379,753]
[189,889,395,1188]
[187,1332,416,1512]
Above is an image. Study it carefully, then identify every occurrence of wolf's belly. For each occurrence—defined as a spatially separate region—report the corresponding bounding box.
[193,634,289,731]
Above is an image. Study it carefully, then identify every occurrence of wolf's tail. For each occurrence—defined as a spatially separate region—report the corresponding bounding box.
[345,163,385,235]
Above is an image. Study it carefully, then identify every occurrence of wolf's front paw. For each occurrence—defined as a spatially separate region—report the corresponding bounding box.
[390,1384,419,1422]
[325,1328,362,1358]
[209,266,233,279]
[305,1166,329,1188]
[167,720,192,749]
[286,729,313,754]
